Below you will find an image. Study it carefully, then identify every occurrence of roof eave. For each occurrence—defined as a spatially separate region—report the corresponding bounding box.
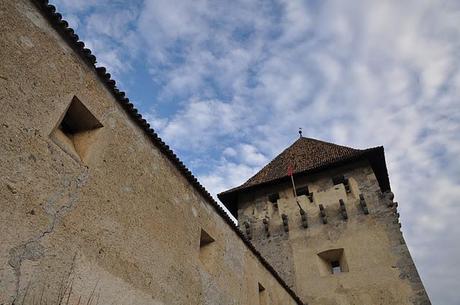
[218,146,391,217]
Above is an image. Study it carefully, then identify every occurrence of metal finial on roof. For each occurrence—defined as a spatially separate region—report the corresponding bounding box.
[298,128,303,138]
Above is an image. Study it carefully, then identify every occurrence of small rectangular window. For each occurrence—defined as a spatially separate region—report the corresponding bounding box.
[268,193,279,203]
[332,175,346,185]
[296,185,313,202]
[317,248,349,276]
[296,186,309,197]
[332,175,351,192]
[331,261,341,274]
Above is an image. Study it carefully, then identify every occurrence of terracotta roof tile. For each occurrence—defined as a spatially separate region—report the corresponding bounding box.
[242,137,363,189]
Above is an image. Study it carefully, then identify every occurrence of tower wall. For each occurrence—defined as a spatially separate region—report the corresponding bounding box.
[237,161,431,305]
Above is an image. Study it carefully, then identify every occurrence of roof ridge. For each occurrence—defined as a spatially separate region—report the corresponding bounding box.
[30,1,306,304]
[242,136,361,186]
[299,136,363,151]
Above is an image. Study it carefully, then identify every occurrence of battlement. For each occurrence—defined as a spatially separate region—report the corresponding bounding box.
[238,162,399,238]
[240,189,400,238]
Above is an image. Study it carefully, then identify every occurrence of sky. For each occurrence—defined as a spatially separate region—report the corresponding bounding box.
[52,0,460,303]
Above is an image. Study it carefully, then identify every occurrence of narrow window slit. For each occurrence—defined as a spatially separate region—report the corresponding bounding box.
[199,229,216,267]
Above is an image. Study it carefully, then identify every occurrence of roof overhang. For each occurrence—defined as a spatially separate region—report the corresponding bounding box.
[218,146,391,218]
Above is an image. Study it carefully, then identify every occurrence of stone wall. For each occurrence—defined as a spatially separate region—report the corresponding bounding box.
[0,1,302,304]
[237,161,431,305]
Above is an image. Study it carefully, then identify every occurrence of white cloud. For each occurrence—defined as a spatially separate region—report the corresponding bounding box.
[223,147,237,158]
[238,144,268,166]
[145,98,250,151]
[198,160,258,202]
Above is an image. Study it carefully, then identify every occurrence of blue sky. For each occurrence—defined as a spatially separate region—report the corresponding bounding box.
[53,0,460,303]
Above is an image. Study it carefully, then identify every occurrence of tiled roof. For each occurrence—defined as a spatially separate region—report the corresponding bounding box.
[30,1,305,304]
[242,137,363,189]
[218,137,390,215]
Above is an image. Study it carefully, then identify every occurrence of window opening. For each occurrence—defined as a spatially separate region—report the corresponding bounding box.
[332,175,350,193]
[317,248,348,276]
[59,97,103,136]
[50,96,103,162]
[295,185,313,202]
[200,229,215,248]
[296,186,309,197]
[331,261,341,274]
[332,175,345,185]
[268,193,279,203]
[199,229,216,267]
[258,282,267,305]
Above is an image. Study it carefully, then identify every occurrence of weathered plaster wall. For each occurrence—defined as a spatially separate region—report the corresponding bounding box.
[0,1,301,304]
[238,162,431,305]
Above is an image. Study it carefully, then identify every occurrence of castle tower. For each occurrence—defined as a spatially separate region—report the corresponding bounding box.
[218,137,431,305]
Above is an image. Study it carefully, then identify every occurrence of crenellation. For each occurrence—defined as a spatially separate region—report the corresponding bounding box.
[318,204,328,224]
[239,165,385,234]
[339,199,348,220]
[299,208,308,228]
[281,214,289,232]
[358,194,369,214]
[262,218,270,237]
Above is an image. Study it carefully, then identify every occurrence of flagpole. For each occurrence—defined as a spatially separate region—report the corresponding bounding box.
[288,164,302,210]
[288,160,308,228]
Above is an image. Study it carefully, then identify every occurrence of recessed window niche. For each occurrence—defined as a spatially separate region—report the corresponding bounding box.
[268,193,279,203]
[317,248,349,276]
[50,96,103,162]
[296,185,313,202]
[332,175,351,193]
[199,229,216,266]
[258,282,267,305]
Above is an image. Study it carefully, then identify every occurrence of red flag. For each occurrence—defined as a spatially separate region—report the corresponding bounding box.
[287,164,294,176]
